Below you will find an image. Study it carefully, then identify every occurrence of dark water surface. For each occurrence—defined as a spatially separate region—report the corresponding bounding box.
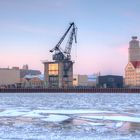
[0,93,139,140]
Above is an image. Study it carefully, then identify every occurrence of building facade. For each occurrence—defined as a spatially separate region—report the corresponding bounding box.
[73,75,97,87]
[44,61,73,88]
[0,68,20,87]
[20,69,41,78]
[125,36,140,87]
[125,61,140,87]
[21,74,44,88]
[0,65,42,88]
[97,75,123,88]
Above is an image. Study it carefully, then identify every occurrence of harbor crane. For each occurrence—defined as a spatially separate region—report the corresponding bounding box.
[50,22,77,61]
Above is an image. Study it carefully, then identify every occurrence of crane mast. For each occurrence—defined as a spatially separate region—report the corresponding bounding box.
[50,22,77,61]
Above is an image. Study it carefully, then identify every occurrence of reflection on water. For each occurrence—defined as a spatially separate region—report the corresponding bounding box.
[0,93,139,140]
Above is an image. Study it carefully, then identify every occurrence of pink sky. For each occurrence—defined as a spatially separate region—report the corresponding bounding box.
[1,0,139,76]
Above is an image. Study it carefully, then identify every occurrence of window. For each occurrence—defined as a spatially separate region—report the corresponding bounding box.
[48,63,59,75]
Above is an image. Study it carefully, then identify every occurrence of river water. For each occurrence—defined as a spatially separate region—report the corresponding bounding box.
[0,93,140,140]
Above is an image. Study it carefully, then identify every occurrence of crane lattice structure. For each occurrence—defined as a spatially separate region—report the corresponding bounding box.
[50,22,77,61]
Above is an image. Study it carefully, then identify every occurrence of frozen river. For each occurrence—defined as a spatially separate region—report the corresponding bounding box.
[0,93,140,140]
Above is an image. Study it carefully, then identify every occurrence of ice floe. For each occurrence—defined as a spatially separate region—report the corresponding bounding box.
[25,109,114,114]
[41,114,70,122]
[79,115,140,123]
[0,109,139,124]
[0,109,114,117]
[0,109,26,117]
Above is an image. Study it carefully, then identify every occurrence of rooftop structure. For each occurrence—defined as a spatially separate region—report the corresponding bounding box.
[129,36,140,61]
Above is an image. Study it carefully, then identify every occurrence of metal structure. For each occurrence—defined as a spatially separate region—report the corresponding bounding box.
[50,22,77,61]
[44,22,77,88]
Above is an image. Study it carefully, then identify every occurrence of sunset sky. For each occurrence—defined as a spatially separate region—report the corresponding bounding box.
[1,0,140,75]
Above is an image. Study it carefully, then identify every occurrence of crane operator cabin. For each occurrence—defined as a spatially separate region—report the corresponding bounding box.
[43,22,77,88]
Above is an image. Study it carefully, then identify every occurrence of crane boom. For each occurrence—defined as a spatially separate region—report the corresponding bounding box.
[64,24,77,60]
[50,22,77,61]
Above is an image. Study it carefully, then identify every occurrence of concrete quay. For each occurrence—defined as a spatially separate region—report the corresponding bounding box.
[0,88,140,93]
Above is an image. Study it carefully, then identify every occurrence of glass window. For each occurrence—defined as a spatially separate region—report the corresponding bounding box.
[48,63,59,75]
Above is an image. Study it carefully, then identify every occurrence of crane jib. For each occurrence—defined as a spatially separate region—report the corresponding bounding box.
[50,22,77,61]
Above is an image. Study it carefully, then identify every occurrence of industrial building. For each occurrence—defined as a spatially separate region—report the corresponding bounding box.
[73,74,98,87]
[0,65,42,88]
[125,36,140,87]
[21,74,44,88]
[20,65,42,88]
[44,22,77,88]
[0,68,20,88]
[97,75,123,88]
[44,61,73,88]
[20,69,41,79]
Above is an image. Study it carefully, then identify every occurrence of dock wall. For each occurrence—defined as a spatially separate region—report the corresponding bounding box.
[0,88,140,93]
